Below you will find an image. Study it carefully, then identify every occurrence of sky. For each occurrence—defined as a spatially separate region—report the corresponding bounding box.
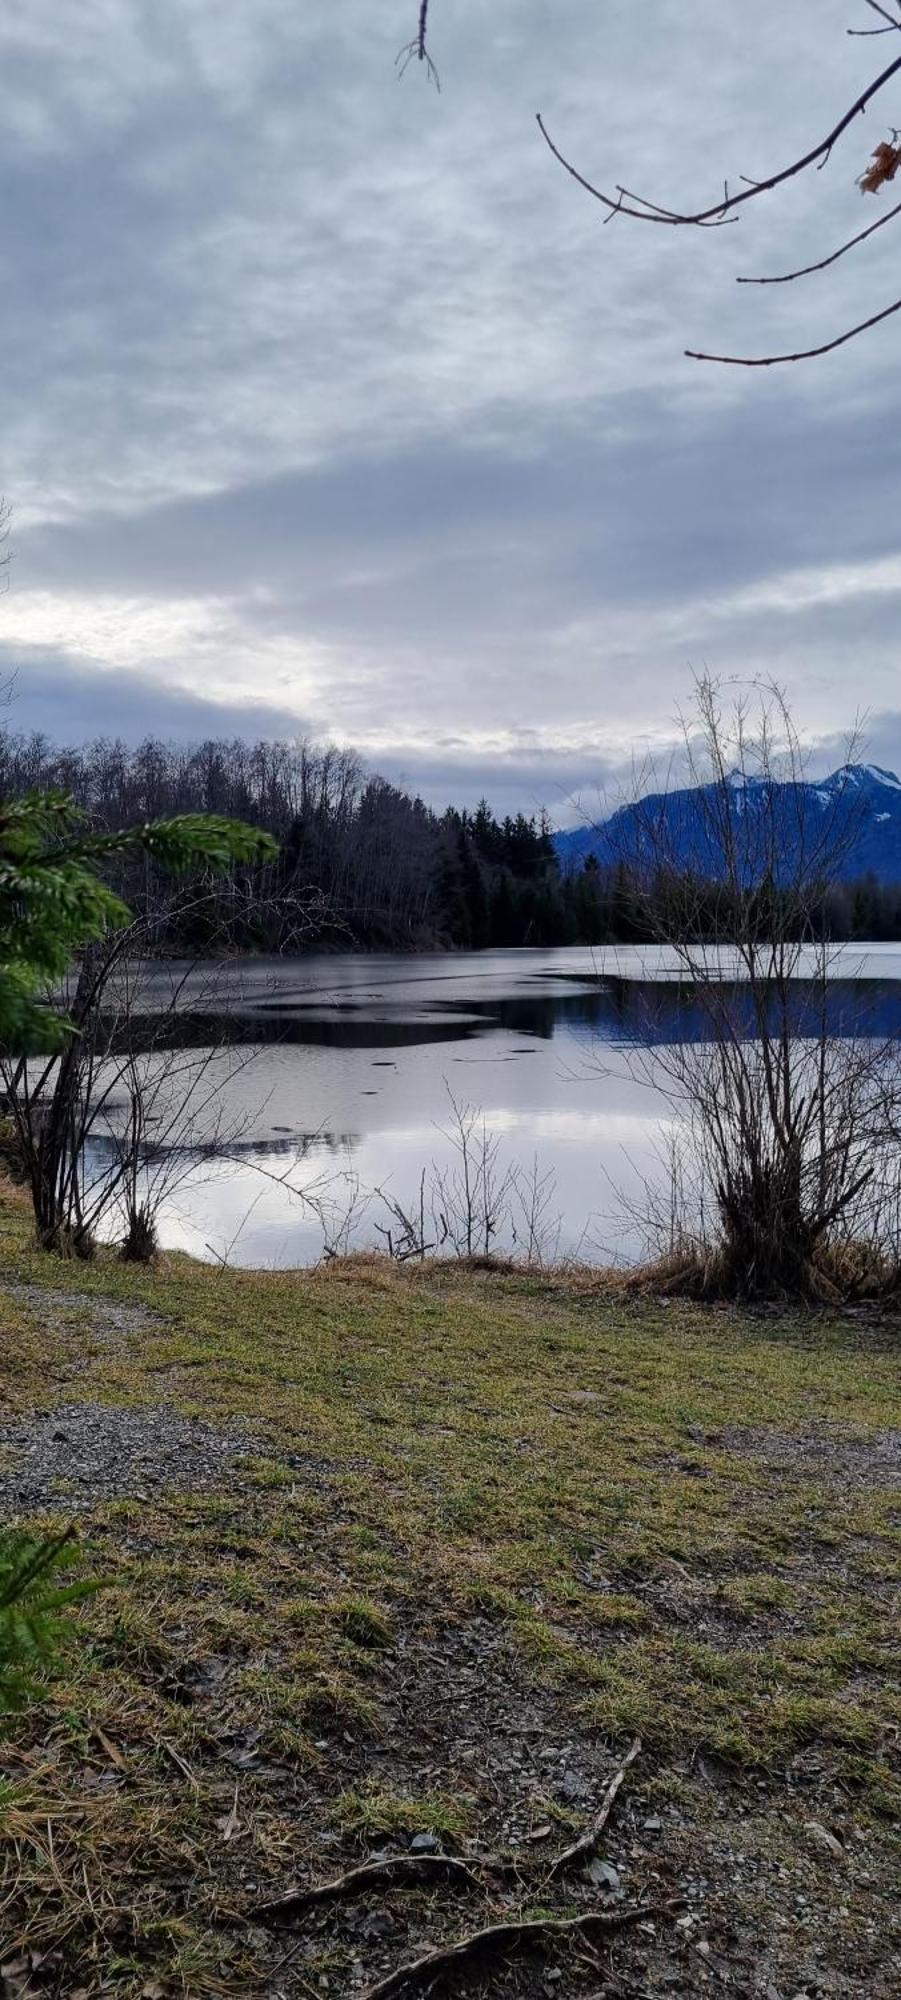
[1,0,900,821]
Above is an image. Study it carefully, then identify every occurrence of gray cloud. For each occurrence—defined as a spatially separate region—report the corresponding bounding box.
[0,647,312,747]
[0,1,898,812]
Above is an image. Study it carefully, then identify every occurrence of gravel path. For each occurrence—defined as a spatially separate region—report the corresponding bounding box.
[0,1400,262,1514]
[0,1280,171,1348]
[0,1279,267,1516]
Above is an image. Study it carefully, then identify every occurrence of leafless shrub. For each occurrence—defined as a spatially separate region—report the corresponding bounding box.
[611,676,901,1299]
[366,1095,564,1269]
[1,913,262,1259]
[509,1154,563,1269]
[373,1171,435,1262]
[429,1090,518,1259]
[321,1171,372,1262]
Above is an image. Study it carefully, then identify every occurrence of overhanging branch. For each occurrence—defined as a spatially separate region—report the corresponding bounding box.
[537,46,901,227]
[685,290,901,364]
[737,193,901,283]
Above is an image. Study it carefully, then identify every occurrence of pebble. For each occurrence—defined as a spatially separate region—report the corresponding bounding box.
[585,1857,621,1892]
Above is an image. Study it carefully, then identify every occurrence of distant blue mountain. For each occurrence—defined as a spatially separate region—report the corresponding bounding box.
[554,764,901,886]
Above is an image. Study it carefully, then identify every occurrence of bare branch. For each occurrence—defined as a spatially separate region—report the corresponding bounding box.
[538,47,901,228]
[737,194,901,283]
[397,1,440,89]
[685,290,901,364]
[849,1,901,35]
[536,115,731,229]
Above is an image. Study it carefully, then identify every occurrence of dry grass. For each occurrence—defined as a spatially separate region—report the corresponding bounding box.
[0,1180,897,1996]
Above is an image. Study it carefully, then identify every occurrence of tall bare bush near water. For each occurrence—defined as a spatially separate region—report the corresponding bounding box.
[612,678,901,1298]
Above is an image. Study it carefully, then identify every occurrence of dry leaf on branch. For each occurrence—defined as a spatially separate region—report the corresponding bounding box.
[859,141,901,193]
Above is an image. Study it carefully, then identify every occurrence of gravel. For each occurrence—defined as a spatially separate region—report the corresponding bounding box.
[717,1424,901,1489]
[0,1278,272,1517]
[0,1281,170,1348]
[0,1400,262,1514]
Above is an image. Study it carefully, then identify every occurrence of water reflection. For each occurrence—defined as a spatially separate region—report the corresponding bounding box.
[90,945,901,1268]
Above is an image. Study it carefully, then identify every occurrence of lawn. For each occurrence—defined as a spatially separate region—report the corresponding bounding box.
[0,1183,897,1998]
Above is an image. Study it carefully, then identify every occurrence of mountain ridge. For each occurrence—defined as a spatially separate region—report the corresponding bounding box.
[554,762,901,885]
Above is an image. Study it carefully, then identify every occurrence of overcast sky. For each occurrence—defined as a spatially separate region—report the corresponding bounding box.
[1,0,900,819]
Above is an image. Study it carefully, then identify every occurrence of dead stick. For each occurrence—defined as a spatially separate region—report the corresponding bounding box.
[546,1736,641,1880]
[252,1853,484,1924]
[361,1904,667,2000]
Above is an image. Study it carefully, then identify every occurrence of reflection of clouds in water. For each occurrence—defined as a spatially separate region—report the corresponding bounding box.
[99,1094,679,1269]
[89,945,901,1269]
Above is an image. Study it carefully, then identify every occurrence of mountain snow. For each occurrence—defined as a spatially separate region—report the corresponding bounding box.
[554,764,901,885]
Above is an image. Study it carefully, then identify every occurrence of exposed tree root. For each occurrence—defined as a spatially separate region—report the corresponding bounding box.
[252,1852,484,1924]
[547,1736,641,1880]
[252,1738,645,1959]
[360,1904,670,2000]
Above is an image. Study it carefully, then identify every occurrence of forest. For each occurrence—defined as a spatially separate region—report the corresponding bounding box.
[3,725,901,952]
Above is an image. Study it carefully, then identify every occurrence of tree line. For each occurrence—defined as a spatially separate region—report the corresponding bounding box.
[3,726,901,952]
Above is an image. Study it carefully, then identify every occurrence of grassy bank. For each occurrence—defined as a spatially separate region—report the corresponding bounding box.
[0,1184,897,1997]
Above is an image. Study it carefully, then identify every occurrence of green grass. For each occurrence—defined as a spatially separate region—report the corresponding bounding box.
[0,1188,898,1995]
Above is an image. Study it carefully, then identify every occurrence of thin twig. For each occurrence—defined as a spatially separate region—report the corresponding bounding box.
[737,194,901,284]
[849,0,901,34]
[685,290,901,364]
[397,0,440,88]
[537,45,901,227]
[158,1738,198,1789]
[546,1737,641,1880]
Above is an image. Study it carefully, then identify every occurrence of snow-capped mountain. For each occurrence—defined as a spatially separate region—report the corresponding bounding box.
[555,764,901,885]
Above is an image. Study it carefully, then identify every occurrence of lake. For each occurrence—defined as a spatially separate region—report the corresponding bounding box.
[86,943,901,1268]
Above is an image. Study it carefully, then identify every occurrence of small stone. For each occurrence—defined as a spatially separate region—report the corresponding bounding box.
[410,1832,441,1853]
[804,1820,845,1863]
[585,1857,621,1892]
[643,1815,663,1834]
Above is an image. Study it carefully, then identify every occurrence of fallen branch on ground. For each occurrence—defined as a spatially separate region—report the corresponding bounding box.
[251,1852,484,1924]
[547,1736,641,1880]
[361,1905,671,2000]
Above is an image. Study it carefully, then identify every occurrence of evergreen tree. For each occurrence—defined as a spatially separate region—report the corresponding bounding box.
[0,791,276,1056]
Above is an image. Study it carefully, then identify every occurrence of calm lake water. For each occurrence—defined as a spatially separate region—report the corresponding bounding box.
[88,944,901,1268]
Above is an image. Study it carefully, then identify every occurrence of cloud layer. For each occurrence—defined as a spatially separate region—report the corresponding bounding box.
[1,2,899,815]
